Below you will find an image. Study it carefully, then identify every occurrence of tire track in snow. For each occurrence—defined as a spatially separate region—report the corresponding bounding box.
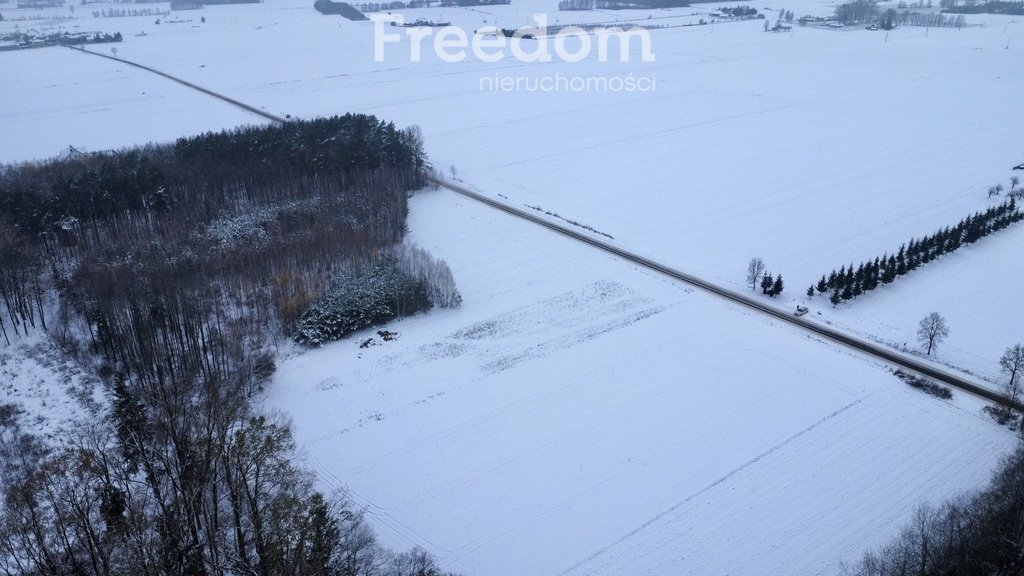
[558,394,870,576]
[438,373,821,562]
[306,451,455,557]
[485,102,802,172]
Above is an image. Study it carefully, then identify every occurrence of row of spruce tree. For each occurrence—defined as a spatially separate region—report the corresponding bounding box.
[808,198,1021,306]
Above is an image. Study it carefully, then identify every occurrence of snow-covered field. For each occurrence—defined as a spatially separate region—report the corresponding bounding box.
[3,0,1023,573]
[2,0,1021,369]
[0,45,261,160]
[270,188,1017,575]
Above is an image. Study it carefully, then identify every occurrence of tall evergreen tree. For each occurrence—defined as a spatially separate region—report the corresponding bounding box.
[816,276,828,294]
[830,287,842,307]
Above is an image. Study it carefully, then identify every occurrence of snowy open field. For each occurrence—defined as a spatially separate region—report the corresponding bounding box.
[1,0,1021,372]
[2,0,1023,573]
[270,188,1018,575]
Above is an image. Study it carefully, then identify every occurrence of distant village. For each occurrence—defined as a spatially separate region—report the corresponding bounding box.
[12,0,262,8]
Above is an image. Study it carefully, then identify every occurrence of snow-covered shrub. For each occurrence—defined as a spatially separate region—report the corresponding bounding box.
[294,257,431,346]
[894,370,953,400]
[205,207,275,251]
[293,243,463,346]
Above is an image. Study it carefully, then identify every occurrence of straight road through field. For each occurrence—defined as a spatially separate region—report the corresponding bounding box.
[66,45,1014,410]
[431,175,1019,411]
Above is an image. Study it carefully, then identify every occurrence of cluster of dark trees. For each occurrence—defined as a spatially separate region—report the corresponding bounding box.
[559,0,688,10]
[835,0,970,27]
[844,439,1024,576]
[1,114,426,344]
[2,31,124,50]
[835,0,880,23]
[894,9,967,26]
[720,5,758,16]
[355,0,432,12]
[313,0,369,19]
[746,256,785,296]
[91,8,168,17]
[0,116,462,575]
[942,0,1024,13]
[356,0,505,10]
[438,0,509,6]
[68,32,124,44]
[764,8,792,30]
[878,8,898,28]
[809,198,1021,306]
[760,272,785,297]
[295,246,461,346]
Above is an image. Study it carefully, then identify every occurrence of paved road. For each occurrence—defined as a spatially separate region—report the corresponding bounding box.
[431,175,1020,410]
[66,45,1014,409]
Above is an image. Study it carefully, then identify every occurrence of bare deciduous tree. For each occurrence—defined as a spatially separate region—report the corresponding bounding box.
[746,257,765,291]
[1001,344,1024,413]
[917,312,949,355]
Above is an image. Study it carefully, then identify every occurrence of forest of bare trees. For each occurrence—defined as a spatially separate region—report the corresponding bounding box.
[0,115,463,576]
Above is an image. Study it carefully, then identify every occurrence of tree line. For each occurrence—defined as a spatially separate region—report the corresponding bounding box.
[355,0,432,12]
[91,8,169,17]
[0,401,460,576]
[942,0,1024,14]
[893,9,967,27]
[843,436,1024,576]
[808,198,1021,307]
[845,344,1024,574]
[835,0,880,23]
[313,0,370,19]
[559,0,689,10]
[0,116,464,576]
